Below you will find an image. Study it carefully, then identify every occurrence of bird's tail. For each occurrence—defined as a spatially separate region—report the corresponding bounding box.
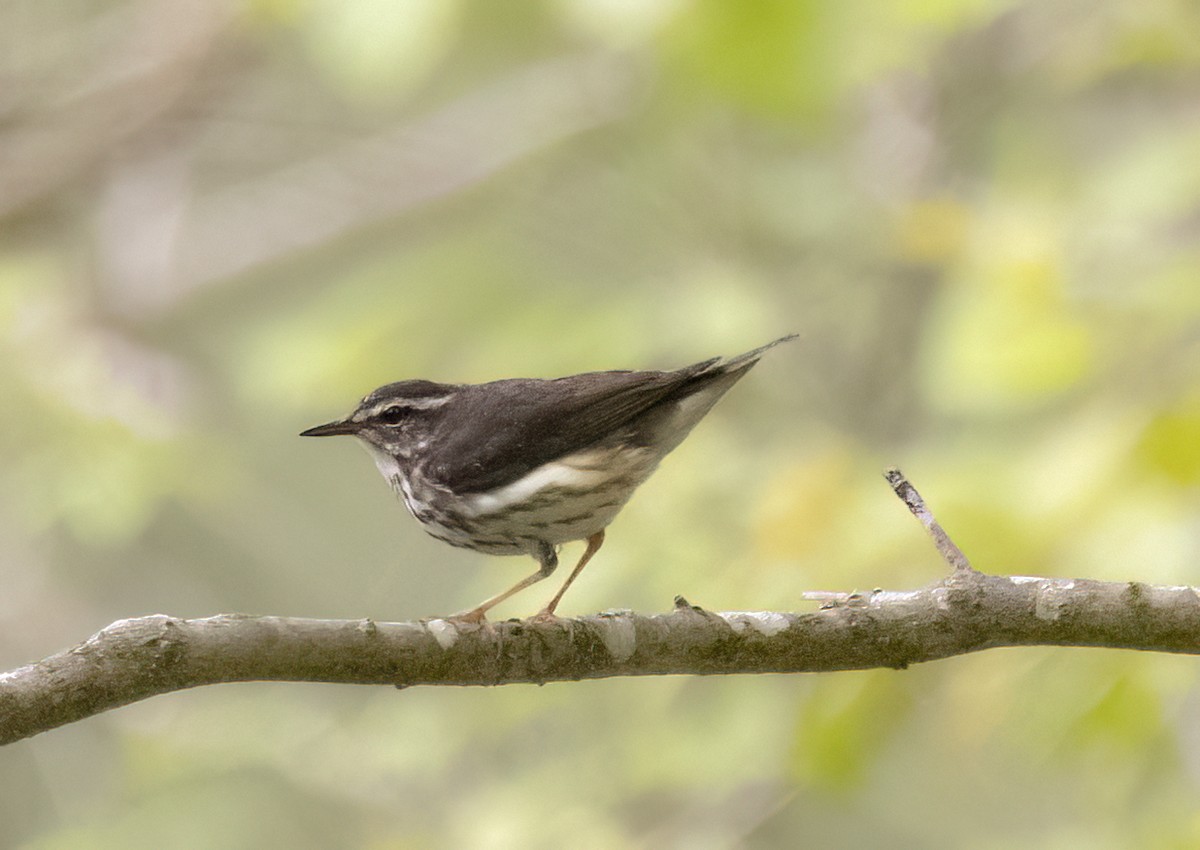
[646,333,797,456]
[713,333,799,373]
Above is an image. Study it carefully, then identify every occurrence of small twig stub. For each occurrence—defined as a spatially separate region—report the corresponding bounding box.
[884,467,975,573]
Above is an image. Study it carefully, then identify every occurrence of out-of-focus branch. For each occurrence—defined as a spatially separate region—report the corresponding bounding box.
[0,0,232,216]
[130,53,638,314]
[0,1,637,314]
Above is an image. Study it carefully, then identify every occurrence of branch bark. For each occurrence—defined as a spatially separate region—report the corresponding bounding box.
[3,470,1197,745]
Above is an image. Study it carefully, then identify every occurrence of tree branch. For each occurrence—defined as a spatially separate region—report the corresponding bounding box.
[3,469,1197,745]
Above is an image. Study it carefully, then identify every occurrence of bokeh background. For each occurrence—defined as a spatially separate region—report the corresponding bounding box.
[3,0,1200,847]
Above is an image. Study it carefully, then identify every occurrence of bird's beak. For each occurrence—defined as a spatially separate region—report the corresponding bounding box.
[299,417,360,437]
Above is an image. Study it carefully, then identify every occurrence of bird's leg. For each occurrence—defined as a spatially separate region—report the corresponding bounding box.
[534,530,605,619]
[450,542,558,624]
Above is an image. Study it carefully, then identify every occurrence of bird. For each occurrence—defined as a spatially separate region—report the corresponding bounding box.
[300,334,796,622]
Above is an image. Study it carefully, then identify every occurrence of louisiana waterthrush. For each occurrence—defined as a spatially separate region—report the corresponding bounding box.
[301,335,795,622]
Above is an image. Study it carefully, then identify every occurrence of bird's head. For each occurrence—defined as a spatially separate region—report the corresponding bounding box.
[300,380,455,462]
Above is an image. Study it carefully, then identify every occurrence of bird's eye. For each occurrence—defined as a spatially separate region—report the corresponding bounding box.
[379,406,407,425]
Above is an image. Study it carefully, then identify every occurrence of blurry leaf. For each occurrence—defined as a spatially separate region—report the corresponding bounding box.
[11,430,193,546]
[1111,8,1200,68]
[754,444,857,561]
[24,772,357,850]
[556,0,685,47]
[924,254,1095,412]
[662,0,836,122]
[299,0,461,100]
[895,0,999,25]
[790,672,912,792]
[0,259,197,546]
[895,197,970,264]
[1065,674,1168,758]
[1137,395,1200,485]
[242,0,305,24]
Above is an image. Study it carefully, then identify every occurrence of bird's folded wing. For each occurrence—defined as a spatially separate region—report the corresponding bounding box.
[428,364,714,494]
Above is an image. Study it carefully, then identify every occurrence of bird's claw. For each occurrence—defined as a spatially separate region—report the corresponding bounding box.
[526,608,566,626]
[440,608,497,637]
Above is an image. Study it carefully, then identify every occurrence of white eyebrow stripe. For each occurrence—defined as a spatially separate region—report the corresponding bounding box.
[368,395,451,414]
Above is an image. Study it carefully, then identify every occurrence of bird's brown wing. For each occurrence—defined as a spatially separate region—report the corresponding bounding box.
[428,335,796,494]
[427,361,718,495]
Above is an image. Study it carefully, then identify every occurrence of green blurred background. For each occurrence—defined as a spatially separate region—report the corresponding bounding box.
[3,0,1200,847]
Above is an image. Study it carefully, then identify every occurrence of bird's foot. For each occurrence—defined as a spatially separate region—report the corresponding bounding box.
[439,607,497,636]
[526,608,566,626]
[447,606,488,624]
